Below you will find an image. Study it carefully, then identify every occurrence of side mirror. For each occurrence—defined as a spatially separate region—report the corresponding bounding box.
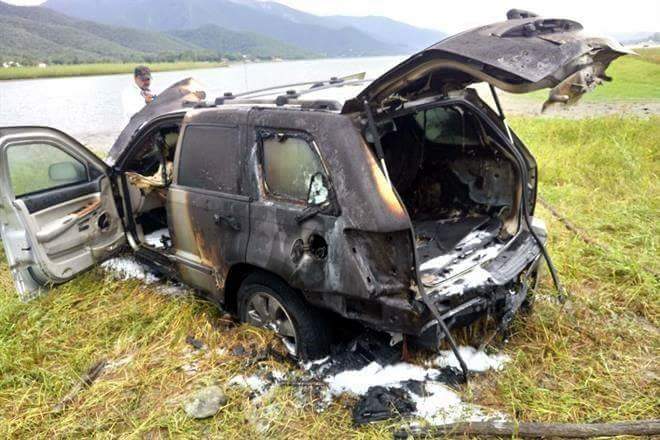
[307,172,330,206]
[48,161,85,183]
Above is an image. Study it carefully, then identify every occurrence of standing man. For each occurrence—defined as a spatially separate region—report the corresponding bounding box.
[122,65,157,120]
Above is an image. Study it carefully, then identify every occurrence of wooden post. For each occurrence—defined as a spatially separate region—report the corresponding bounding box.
[394,420,660,438]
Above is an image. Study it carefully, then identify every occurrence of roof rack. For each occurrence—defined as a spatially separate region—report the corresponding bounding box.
[209,98,344,111]
[228,72,366,100]
[212,78,373,110]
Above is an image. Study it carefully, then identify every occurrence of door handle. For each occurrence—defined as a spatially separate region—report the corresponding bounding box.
[213,214,241,231]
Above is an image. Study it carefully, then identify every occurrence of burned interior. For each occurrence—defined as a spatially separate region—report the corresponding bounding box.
[121,118,183,249]
[379,101,519,263]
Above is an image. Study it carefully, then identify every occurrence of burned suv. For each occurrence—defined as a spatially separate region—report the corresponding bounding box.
[0,14,628,360]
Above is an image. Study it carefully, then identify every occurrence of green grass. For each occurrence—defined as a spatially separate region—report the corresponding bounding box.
[583,47,660,101]
[477,116,660,422]
[0,61,228,81]
[0,116,658,438]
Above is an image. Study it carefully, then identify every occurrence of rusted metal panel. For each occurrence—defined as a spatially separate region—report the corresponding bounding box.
[167,108,251,302]
[238,108,424,333]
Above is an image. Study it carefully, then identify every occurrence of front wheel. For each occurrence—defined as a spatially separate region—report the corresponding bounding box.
[237,273,331,360]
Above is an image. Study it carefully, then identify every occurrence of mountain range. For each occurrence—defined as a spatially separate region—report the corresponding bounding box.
[1,0,448,65]
[41,0,445,56]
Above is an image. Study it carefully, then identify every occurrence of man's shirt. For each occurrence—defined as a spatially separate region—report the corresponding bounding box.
[122,83,153,122]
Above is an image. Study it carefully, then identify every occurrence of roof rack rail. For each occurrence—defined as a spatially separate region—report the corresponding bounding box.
[212,97,343,111]
[211,77,373,110]
[242,78,372,101]
[214,72,368,104]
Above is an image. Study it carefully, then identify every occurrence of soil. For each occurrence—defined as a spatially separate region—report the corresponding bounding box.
[501,98,660,119]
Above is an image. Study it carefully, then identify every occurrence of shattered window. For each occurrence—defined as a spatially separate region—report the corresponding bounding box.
[414,107,481,146]
[178,125,242,194]
[261,132,325,202]
[6,142,88,197]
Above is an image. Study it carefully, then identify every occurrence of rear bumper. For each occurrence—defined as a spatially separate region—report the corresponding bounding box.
[411,261,539,349]
[304,219,546,343]
[410,221,546,348]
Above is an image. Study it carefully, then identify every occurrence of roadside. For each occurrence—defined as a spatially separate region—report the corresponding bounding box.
[0,61,228,81]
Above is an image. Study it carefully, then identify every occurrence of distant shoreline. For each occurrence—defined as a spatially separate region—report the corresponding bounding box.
[0,61,230,81]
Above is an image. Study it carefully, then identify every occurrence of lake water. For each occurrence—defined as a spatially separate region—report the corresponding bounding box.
[0,56,405,151]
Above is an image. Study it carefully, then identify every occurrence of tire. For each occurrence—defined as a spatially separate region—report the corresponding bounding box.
[237,272,331,360]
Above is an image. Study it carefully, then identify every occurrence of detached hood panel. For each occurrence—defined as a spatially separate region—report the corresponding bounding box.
[107,78,205,164]
[344,15,633,112]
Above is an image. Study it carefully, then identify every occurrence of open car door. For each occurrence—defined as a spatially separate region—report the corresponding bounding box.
[0,127,125,301]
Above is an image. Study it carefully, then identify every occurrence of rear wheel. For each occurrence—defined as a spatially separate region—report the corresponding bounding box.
[237,273,331,360]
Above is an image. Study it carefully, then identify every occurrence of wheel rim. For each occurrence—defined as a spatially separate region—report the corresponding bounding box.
[245,292,298,356]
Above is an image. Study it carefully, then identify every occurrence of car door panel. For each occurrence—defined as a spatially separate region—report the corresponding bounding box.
[247,202,335,289]
[169,186,250,299]
[168,117,250,303]
[21,179,100,214]
[24,179,123,258]
[0,127,125,300]
[8,175,124,282]
[244,120,337,292]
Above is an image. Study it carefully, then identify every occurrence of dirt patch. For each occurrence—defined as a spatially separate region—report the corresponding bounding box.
[502,99,660,119]
[470,83,660,119]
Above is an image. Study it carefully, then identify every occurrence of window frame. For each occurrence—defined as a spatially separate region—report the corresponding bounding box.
[175,123,244,196]
[413,105,486,147]
[256,128,331,206]
[4,139,91,199]
[114,113,185,170]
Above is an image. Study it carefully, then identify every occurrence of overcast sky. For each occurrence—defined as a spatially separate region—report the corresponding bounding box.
[5,0,659,33]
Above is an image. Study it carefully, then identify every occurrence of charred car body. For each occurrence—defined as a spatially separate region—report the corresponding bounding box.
[0,13,630,360]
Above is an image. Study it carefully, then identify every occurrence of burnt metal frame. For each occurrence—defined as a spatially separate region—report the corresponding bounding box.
[488,84,565,300]
[368,93,545,378]
[107,89,548,370]
[254,127,336,209]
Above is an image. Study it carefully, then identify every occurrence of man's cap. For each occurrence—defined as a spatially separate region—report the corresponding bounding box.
[134,66,152,78]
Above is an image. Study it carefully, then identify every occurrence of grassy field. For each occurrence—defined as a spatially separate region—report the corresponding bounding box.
[0,115,657,438]
[507,47,660,103]
[0,61,228,81]
[580,47,659,101]
[582,48,660,101]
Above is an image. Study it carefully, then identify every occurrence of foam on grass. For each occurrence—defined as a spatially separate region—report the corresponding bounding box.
[323,346,509,423]
[434,346,510,372]
[228,375,268,394]
[326,362,431,396]
[100,256,159,284]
